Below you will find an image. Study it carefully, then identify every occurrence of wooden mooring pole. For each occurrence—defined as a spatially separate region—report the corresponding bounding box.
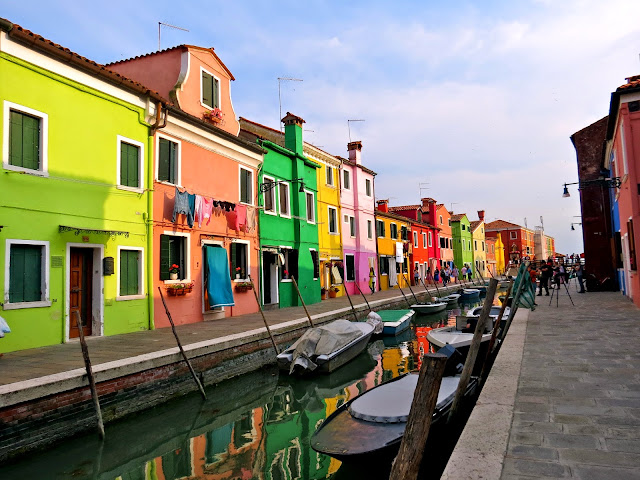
[499,273,527,343]
[248,279,280,355]
[158,287,207,399]
[354,281,372,312]
[291,276,315,328]
[480,281,513,381]
[447,278,498,423]
[403,274,419,304]
[389,353,447,480]
[396,283,413,308]
[73,311,105,439]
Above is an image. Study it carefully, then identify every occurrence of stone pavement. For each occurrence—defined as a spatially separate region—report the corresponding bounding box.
[443,288,640,479]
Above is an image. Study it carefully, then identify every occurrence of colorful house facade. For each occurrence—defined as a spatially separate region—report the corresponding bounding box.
[470,210,486,277]
[375,201,410,290]
[485,220,534,264]
[495,234,506,274]
[108,45,265,326]
[240,114,320,308]
[451,214,474,271]
[340,141,377,295]
[486,237,497,276]
[430,204,454,268]
[0,20,167,352]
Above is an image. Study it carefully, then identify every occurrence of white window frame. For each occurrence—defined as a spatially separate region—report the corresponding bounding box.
[439,215,443,225]
[116,246,145,301]
[377,219,385,238]
[390,222,397,240]
[232,239,251,282]
[263,175,277,215]
[200,66,221,111]
[413,231,418,248]
[162,230,191,284]
[349,216,356,238]
[304,190,316,224]
[422,232,427,248]
[367,219,373,240]
[343,169,351,190]
[428,232,433,247]
[365,178,372,197]
[326,166,334,186]
[117,135,145,192]
[510,231,517,240]
[3,101,49,176]
[278,182,291,218]
[239,166,255,206]
[345,253,356,282]
[4,239,51,309]
[155,133,182,186]
[474,240,478,251]
[328,206,339,235]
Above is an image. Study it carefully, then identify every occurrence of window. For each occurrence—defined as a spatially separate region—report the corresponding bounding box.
[440,237,445,249]
[281,249,298,280]
[379,256,388,275]
[201,68,220,109]
[4,102,48,174]
[240,167,253,205]
[160,233,188,281]
[401,226,408,241]
[345,254,355,281]
[367,220,373,240]
[5,240,49,308]
[422,232,427,248]
[365,178,372,197]
[462,239,465,251]
[376,220,385,238]
[326,166,334,186]
[510,231,517,240]
[230,241,249,280]
[349,216,356,237]
[428,232,433,247]
[263,175,276,214]
[118,136,144,190]
[390,223,398,239]
[439,215,443,225]
[305,191,315,223]
[343,169,350,190]
[474,240,478,251]
[413,231,418,248]
[469,241,472,251]
[482,241,485,252]
[157,136,180,184]
[118,247,143,298]
[461,224,465,231]
[279,182,290,217]
[328,206,338,234]
[310,249,319,279]
[448,219,451,226]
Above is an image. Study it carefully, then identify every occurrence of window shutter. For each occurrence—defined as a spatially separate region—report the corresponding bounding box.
[213,77,220,108]
[311,250,319,279]
[160,235,171,280]
[158,138,170,182]
[168,141,177,184]
[128,144,139,188]
[9,244,41,302]
[23,114,40,170]
[202,72,213,108]
[9,245,25,302]
[128,251,139,294]
[9,111,23,167]
[230,243,238,278]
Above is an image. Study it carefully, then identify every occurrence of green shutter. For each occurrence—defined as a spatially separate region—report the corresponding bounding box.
[120,250,140,296]
[230,243,237,278]
[213,77,220,108]
[202,72,213,108]
[9,244,42,303]
[121,142,139,188]
[158,138,170,182]
[160,235,171,280]
[9,111,40,170]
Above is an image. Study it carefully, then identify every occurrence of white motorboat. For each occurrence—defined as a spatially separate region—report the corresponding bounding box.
[438,293,461,304]
[467,305,510,320]
[410,302,447,315]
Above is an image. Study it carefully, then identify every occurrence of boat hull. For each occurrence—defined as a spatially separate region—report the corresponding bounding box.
[377,310,415,336]
[410,302,447,315]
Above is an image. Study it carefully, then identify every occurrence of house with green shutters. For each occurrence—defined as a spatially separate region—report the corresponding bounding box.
[240,114,321,308]
[451,213,474,270]
[0,19,164,352]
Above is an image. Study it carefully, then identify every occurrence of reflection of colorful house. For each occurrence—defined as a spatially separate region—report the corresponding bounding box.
[0,20,166,352]
[486,237,497,276]
[109,45,265,326]
[451,214,473,270]
[495,234,505,274]
[340,141,378,295]
[375,200,410,290]
[470,211,486,277]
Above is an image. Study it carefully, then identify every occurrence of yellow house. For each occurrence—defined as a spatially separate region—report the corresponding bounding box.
[495,234,506,275]
[309,148,344,298]
[375,202,410,291]
[470,219,487,278]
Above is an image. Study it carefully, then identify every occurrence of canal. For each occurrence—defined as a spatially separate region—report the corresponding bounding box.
[0,295,502,480]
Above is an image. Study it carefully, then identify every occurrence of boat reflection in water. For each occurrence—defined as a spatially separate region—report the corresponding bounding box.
[0,297,502,480]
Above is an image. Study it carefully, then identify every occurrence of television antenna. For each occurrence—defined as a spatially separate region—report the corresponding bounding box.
[278,77,303,131]
[347,119,365,142]
[158,22,189,51]
[419,182,430,197]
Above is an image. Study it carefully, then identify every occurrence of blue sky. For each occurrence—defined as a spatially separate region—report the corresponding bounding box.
[4,0,640,254]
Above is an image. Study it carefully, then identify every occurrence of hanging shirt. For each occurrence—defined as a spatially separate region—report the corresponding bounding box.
[235,204,247,232]
[244,206,256,232]
[172,187,194,227]
[202,198,213,226]
[194,195,204,227]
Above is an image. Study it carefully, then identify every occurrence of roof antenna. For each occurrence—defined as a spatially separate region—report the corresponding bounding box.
[158,22,189,51]
[278,77,303,131]
[347,119,365,142]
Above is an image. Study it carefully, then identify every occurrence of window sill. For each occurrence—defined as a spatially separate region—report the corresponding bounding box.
[3,300,52,310]
[163,279,191,285]
[329,232,340,236]
[240,201,254,207]
[116,294,146,301]
[155,180,182,188]
[117,185,145,194]
[3,164,48,177]
[233,278,251,283]
[281,279,293,283]
[264,210,278,216]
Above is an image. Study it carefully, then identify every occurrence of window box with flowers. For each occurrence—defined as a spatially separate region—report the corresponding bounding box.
[234,281,253,293]
[203,108,223,123]
[166,282,194,296]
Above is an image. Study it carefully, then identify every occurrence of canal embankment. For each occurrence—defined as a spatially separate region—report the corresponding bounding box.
[0,282,466,462]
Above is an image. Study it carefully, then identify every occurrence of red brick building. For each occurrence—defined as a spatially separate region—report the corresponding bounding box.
[485,220,535,263]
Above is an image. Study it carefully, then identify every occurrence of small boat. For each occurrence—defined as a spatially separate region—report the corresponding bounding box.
[460,288,481,297]
[437,293,461,304]
[475,285,488,294]
[277,319,375,375]
[311,371,479,460]
[410,302,447,315]
[375,309,415,335]
[426,315,498,356]
[467,305,510,320]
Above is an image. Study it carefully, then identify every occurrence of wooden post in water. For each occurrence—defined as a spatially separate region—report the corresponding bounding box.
[291,276,315,328]
[499,273,527,343]
[403,274,419,303]
[447,278,498,423]
[480,281,513,380]
[342,283,360,322]
[389,353,447,480]
[247,279,280,355]
[73,311,105,439]
[158,287,207,399]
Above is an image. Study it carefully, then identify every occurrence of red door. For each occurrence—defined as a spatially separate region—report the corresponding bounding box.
[69,248,93,338]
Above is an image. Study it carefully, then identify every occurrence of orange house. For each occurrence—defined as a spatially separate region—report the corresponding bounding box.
[109,46,264,326]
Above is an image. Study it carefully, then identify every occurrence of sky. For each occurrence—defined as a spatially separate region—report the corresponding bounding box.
[4,0,640,254]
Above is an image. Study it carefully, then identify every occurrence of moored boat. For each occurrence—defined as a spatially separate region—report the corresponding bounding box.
[467,305,510,319]
[376,309,415,335]
[410,302,447,315]
[460,288,481,297]
[438,293,461,304]
[426,315,497,356]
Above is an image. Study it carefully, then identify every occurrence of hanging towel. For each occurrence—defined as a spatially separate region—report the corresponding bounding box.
[204,245,235,308]
[235,204,247,231]
[194,195,204,227]
[244,206,256,232]
[172,187,195,227]
[389,258,398,286]
[202,198,213,226]
[226,210,237,231]
[395,242,404,263]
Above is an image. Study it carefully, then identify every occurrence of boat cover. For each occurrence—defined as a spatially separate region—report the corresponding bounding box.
[348,374,460,423]
[376,310,414,323]
[366,311,384,334]
[289,320,363,374]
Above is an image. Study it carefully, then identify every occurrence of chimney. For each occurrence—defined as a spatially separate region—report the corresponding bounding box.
[282,112,305,155]
[377,199,389,213]
[478,210,485,221]
[347,140,363,164]
[428,200,437,225]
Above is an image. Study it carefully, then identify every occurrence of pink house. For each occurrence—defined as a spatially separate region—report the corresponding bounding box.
[605,74,640,306]
[340,141,377,294]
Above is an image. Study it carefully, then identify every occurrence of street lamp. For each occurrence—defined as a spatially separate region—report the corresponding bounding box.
[561,177,621,197]
[570,222,582,231]
[260,178,306,193]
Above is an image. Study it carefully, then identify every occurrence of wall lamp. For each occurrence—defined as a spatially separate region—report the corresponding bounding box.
[570,222,582,231]
[260,178,306,193]
[562,177,621,197]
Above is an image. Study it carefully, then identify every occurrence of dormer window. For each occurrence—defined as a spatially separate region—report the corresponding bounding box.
[201,68,220,110]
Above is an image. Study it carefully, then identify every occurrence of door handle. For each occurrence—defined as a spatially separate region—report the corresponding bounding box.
[71,288,81,293]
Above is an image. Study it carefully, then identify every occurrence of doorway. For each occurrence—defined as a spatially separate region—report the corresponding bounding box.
[262,251,279,306]
[69,247,94,338]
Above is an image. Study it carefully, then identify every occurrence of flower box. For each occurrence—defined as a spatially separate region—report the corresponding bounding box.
[235,283,253,293]
[166,283,194,296]
[203,108,224,123]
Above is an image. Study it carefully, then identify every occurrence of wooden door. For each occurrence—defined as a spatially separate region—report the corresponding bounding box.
[69,248,93,338]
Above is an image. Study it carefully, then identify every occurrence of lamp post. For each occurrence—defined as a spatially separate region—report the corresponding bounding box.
[571,222,582,231]
[561,177,621,197]
[260,178,306,193]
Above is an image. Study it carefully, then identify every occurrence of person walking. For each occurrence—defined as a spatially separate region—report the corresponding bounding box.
[369,266,376,294]
[461,265,467,283]
[575,263,585,293]
[414,266,420,286]
[443,266,451,286]
[434,267,440,284]
[467,264,473,281]
[537,259,552,296]
[452,265,459,283]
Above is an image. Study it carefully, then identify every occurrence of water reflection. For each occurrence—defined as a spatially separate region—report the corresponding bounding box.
[0,294,507,480]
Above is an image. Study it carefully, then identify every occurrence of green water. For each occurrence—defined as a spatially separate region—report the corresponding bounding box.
[0,296,501,480]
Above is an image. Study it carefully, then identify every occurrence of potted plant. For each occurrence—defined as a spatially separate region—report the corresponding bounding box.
[235,267,242,280]
[169,264,180,280]
[328,286,339,298]
[166,281,194,296]
[320,287,328,300]
[203,108,223,123]
[235,281,253,293]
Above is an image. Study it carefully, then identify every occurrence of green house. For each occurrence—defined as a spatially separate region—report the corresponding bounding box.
[241,114,320,308]
[0,20,164,352]
[451,213,474,270]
